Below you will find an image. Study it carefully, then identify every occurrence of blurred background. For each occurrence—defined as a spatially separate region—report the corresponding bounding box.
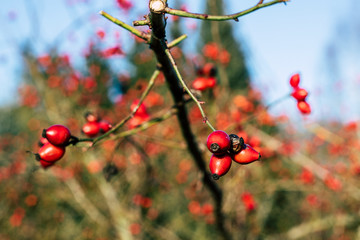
[0,0,360,239]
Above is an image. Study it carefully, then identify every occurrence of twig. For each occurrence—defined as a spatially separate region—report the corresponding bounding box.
[97,177,133,240]
[99,10,151,42]
[167,34,187,48]
[109,107,177,142]
[164,49,216,131]
[164,0,289,21]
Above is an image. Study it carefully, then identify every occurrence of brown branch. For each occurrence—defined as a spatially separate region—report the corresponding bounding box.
[148,1,231,239]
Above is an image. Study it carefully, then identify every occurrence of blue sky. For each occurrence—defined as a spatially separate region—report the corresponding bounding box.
[0,0,358,123]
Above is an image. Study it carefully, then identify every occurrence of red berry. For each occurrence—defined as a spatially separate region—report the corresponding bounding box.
[291,88,308,101]
[230,144,260,165]
[207,77,216,88]
[206,130,231,155]
[297,101,311,114]
[209,154,232,180]
[82,122,100,137]
[290,73,300,88]
[36,143,65,163]
[85,112,99,123]
[128,114,149,129]
[99,120,112,133]
[43,125,71,146]
[38,137,49,147]
[202,63,217,77]
[39,159,54,169]
[131,99,148,117]
[192,77,208,91]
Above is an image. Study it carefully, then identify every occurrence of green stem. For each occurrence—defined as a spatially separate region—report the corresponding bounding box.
[167,34,187,48]
[164,0,288,21]
[93,69,160,145]
[164,49,216,132]
[265,92,291,110]
[99,11,150,42]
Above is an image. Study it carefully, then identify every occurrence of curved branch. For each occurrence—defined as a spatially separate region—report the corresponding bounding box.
[164,0,289,21]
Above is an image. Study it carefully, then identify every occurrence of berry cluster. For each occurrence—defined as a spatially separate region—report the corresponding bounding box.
[35,125,75,168]
[206,130,261,180]
[128,99,150,129]
[191,63,217,91]
[289,73,311,114]
[82,112,112,137]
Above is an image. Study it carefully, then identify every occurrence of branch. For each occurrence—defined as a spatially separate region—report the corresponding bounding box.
[148,1,231,239]
[164,0,289,21]
[65,178,108,226]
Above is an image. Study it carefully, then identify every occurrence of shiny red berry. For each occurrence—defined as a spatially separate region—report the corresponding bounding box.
[291,88,308,101]
[209,154,232,180]
[82,122,100,137]
[36,143,65,163]
[297,101,311,114]
[230,144,260,165]
[207,130,231,155]
[290,73,300,88]
[42,125,71,146]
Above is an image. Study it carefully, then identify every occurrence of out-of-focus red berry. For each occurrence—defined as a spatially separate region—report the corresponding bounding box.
[290,73,300,88]
[291,88,308,101]
[82,122,100,137]
[297,101,311,114]
[99,120,112,133]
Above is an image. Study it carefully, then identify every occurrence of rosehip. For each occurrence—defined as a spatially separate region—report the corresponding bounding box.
[207,77,216,88]
[291,88,308,101]
[297,101,311,114]
[85,112,99,123]
[99,120,112,133]
[36,143,65,163]
[290,73,300,88]
[42,125,71,146]
[39,159,54,169]
[130,99,148,117]
[202,63,217,77]
[192,77,208,91]
[82,121,100,137]
[209,154,232,180]
[230,144,260,165]
[38,137,49,147]
[207,130,231,155]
